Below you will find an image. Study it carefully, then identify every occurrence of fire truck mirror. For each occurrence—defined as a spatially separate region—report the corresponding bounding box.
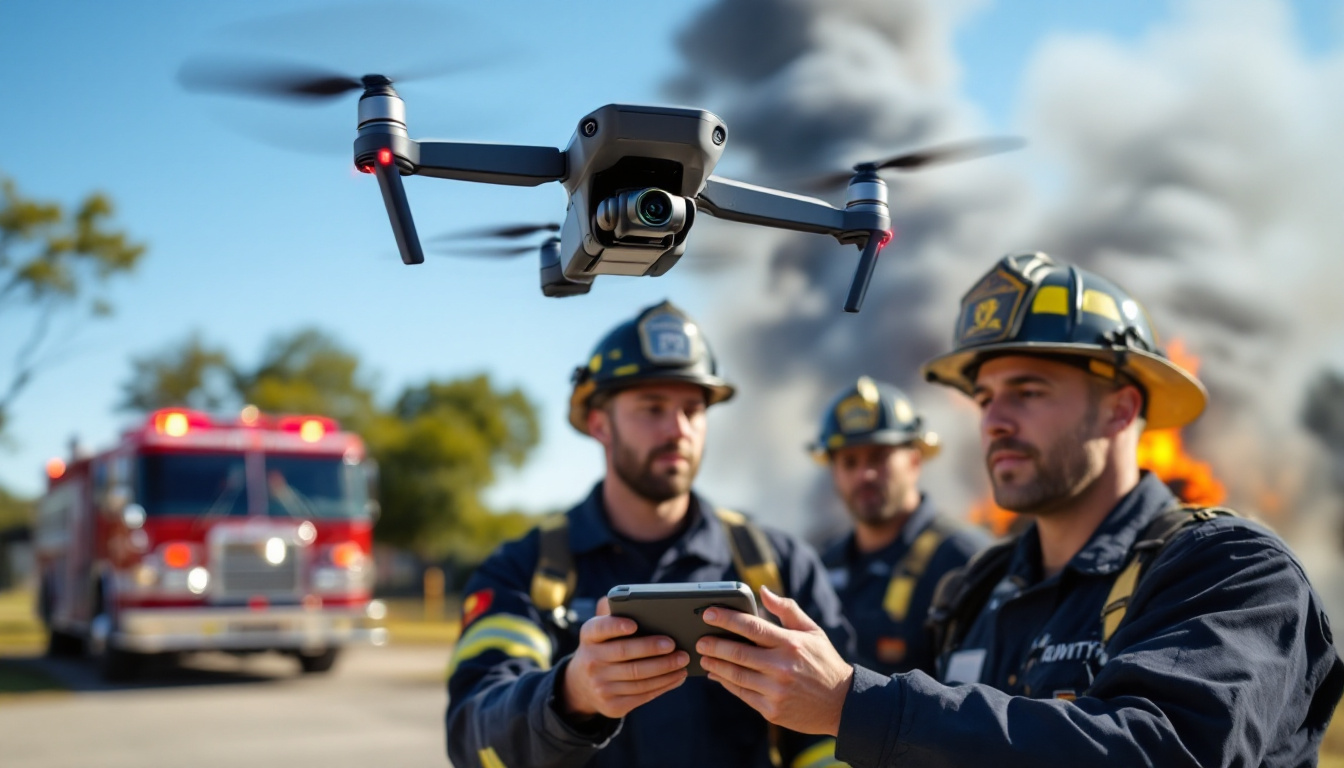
[122,503,147,530]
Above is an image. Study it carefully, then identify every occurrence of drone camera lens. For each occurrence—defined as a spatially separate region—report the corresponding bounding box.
[635,189,674,227]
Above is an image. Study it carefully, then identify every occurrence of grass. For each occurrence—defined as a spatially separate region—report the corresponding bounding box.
[0,587,43,655]
[0,658,66,697]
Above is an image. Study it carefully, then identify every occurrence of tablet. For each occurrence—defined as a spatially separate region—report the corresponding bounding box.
[607,581,758,676]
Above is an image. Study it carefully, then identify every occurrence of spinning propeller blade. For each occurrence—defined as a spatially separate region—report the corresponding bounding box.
[799,137,1026,191]
[430,222,561,242]
[178,55,495,103]
[431,244,541,259]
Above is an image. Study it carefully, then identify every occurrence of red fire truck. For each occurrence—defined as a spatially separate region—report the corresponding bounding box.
[34,406,387,680]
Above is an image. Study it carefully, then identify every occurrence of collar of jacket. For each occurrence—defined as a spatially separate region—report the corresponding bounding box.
[568,482,735,568]
[1010,471,1177,579]
[837,493,939,566]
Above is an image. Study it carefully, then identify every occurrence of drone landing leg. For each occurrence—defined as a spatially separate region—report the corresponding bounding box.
[843,230,891,313]
[373,159,425,265]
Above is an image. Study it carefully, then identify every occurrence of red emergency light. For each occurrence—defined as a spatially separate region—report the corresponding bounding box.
[276,415,339,443]
[149,408,213,437]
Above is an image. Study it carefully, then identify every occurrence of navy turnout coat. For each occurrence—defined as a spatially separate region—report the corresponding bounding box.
[446,483,854,768]
[835,472,1344,767]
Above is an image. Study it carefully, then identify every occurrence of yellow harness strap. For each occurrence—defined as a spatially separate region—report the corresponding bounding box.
[1100,504,1237,644]
[530,513,576,612]
[883,526,947,622]
[1100,558,1143,643]
[715,508,784,599]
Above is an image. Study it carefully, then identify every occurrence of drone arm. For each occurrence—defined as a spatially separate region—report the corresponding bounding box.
[696,176,846,236]
[372,158,425,265]
[412,141,566,187]
[843,230,889,313]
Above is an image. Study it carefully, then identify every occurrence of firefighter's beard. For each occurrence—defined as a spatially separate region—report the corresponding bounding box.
[610,423,700,504]
[987,403,1101,516]
[844,474,918,527]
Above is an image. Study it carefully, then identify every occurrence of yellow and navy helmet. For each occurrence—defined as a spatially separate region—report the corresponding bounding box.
[810,376,940,464]
[568,300,735,435]
[921,252,1206,430]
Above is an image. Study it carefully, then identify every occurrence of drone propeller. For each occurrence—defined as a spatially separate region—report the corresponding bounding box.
[431,244,544,259]
[430,222,561,242]
[800,137,1026,191]
[177,55,492,103]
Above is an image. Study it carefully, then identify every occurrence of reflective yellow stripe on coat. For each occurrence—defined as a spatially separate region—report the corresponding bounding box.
[447,614,553,677]
[791,738,847,768]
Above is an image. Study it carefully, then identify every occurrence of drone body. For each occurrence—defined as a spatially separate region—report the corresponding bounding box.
[354,81,896,311]
[181,56,1017,312]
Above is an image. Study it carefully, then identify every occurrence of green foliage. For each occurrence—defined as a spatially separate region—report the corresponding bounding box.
[373,376,540,559]
[120,329,541,561]
[0,485,33,531]
[0,175,145,433]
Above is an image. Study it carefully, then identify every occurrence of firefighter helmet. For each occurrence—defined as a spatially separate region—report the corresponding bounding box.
[810,376,940,463]
[568,300,735,434]
[921,252,1206,430]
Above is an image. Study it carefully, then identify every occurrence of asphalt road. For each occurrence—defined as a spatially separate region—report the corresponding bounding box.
[0,645,454,768]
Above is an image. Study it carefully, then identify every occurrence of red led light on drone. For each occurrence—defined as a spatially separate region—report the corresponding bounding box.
[377,148,394,166]
[878,230,894,247]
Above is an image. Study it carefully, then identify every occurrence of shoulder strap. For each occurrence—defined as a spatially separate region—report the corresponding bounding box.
[530,513,577,613]
[883,522,949,622]
[926,536,1017,658]
[1100,504,1238,643]
[715,508,785,599]
[713,507,788,768]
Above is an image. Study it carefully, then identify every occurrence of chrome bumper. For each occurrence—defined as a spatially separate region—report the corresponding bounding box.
[115,603,388,653]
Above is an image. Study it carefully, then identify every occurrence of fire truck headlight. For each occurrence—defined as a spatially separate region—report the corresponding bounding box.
[264,537,287,565]
[187,567,210,595]
[366,600,387,621]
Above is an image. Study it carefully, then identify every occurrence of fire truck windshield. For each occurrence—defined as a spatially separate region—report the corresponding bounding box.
[264,454,368,519]
[137,453,369,519]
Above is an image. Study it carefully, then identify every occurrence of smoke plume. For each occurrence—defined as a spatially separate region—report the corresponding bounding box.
[674,0,1344,574]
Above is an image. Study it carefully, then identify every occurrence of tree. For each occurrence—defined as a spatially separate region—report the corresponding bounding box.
[0,175,145,433]
[120,329,541,561]
[372,377,539,560]
[0,484,33,531]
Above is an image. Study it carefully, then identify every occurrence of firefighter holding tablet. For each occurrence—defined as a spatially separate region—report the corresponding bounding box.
[445,300,853,768]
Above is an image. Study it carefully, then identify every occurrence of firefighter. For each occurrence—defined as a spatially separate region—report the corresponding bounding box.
[695,252,1344,767]
[812,377,988,675]
[445,300,853,768]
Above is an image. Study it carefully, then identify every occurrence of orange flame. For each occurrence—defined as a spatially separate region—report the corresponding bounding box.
[968,495,1018,538]
[1137,340,1226,506]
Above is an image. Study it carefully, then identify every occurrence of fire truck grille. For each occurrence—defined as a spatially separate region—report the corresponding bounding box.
[217,543,300,596]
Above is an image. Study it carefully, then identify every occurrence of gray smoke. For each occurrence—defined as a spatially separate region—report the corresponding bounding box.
[674,0,1344,569]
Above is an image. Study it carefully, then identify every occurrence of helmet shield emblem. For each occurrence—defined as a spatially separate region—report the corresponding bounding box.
[638,309,700,365]
[956,265,1029,346]
[836,395,880,434]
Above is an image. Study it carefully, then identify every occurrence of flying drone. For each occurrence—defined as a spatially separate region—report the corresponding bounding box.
[181,60,1021,313]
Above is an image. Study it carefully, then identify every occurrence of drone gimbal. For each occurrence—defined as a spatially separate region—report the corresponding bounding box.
[354,78,892,312]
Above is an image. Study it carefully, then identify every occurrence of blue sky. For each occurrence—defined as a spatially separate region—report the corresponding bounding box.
[1,0,1339,512]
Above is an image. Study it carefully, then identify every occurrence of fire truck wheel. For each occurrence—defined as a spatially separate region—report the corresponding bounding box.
[89,597,142,682]
[45,629,85,658]
[297,648,340,674]
[98,645,143,682]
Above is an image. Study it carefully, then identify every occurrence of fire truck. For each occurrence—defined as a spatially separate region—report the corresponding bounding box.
[34,407,387,680]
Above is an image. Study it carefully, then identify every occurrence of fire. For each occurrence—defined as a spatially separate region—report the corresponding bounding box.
[1137,339,1226,506]
[968,495,1018,538]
